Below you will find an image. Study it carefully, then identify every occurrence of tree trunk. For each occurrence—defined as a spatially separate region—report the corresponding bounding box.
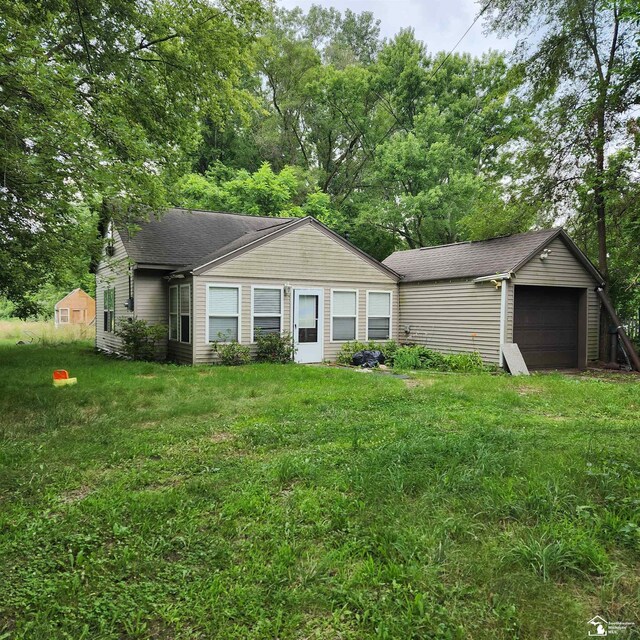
[594,106,610,362]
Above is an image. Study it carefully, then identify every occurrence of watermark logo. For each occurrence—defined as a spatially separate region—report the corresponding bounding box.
[588,615,635,637]
[588,616,608,637]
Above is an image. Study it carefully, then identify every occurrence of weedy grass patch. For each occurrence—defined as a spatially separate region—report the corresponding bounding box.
[0,344,638,639]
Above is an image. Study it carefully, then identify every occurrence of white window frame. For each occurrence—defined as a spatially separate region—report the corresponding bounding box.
[251,285,284,343]
[366,290,392,341]
[179,283,191,344]
[59,308,70,324]
[206,283,242,343]
[169,285,179,342]
[330,289,358,342]
[103,287,115,333]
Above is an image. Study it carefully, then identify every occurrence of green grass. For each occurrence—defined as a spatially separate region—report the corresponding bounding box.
[1,344,639,639]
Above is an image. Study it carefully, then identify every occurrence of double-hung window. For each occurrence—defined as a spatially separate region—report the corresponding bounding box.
[331,290,357,341]
[252,287,282,341]
[208,285,241,342]
[169,284,191,343]
[103,288,115,332]
[367,291,391,340]
[169,286,179,340]
[179,284,191,343]
[59,308,69,324]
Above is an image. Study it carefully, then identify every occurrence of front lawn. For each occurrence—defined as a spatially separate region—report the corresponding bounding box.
[1,344,638,639]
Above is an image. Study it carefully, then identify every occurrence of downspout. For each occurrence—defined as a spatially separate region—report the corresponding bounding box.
[595,286,640,371]
[499,279,509,368]
[191,272,197,365]
[475,273,512,368]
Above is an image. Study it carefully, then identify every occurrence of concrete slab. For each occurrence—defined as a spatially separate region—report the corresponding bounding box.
[502,343,530,376]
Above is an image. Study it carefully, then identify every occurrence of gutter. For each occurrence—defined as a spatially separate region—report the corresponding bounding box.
[473,272,514,283]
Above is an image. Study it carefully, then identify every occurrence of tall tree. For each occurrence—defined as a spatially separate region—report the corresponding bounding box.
[0,0,264,315]
[358,44,530,248]
[484,0,640,283]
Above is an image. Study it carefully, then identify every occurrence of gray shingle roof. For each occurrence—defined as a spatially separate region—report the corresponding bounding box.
[117,208,295,267]
[383,228,564,282]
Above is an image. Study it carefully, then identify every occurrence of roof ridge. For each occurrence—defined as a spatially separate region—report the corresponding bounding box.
[419,240,471,251]
[416,228,559,252]
[168,207,288,222]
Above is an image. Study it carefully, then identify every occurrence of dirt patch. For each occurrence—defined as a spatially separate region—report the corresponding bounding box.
[516,386,542,396]
[60,485,93,504]
[210,431,234,443]
[137,420,160,429]
[404,378,435,388]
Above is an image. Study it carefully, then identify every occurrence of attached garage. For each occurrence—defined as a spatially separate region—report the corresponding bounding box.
[383,228,605,370]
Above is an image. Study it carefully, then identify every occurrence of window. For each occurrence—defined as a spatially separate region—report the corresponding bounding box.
[169,284,191,343]
[103,288,115,332]
[208,285,240,342]
[331,290,357,341]
[180,284,191,343]
[367,291,391,340]
[252,287,282,341]
[59,308,69,324]
[169,286,178,341]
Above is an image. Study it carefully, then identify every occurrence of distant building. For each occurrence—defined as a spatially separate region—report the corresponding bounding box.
[54,289,96,327]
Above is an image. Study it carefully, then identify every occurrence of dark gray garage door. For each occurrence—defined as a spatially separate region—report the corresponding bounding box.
[513,286,580,369]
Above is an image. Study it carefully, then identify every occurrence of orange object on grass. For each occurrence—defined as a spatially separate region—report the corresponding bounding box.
[52,369,77,387]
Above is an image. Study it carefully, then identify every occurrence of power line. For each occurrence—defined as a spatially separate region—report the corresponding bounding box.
[426,0,494,83]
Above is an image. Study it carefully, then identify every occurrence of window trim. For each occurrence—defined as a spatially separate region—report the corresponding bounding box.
[169,285,179,342]
[59,308,70,324]
[103,287,115,333]
[330,289,358,342]
[179,283,191,344]
[251,285,284,343]
[366,290,392,341]
[206,283,242,343]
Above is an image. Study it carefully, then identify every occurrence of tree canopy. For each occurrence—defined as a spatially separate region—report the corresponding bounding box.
[1,0,265,315]
[3,0,639,321]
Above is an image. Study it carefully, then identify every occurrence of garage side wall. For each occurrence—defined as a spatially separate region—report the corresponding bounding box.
[399,279,503,364]
[506,237,600,361]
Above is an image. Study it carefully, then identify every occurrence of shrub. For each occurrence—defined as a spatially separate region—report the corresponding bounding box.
[212,336,251,366]
[445,351,485,372]
[255,331,295,363]
[114,318,166,361]
[336,339,399,365]
[391,345,485,372]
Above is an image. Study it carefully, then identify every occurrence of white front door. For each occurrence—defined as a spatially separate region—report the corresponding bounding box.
[293,288,324,363]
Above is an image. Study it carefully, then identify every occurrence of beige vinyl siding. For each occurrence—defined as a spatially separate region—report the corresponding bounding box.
[399,279,503,364]
[201,224,395,283]
[193,224,398,364]
[134,270,174,361]
[167,277,194,364]
[506,237,600,361]
[95,231,133,352]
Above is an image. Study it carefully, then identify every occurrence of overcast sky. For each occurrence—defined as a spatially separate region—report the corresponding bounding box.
[277,0,516,57]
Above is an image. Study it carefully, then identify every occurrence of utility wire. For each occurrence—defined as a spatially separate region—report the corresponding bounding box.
[426,0,494,83]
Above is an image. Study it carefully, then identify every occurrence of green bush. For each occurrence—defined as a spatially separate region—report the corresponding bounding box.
[392,345,485,372]
[255,331,296,363]
[114,318,166,361]
[336,339,399,365]
[212,338,251,366]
